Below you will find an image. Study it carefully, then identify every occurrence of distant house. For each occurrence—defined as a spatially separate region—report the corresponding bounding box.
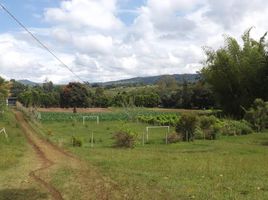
[7,97,17,106]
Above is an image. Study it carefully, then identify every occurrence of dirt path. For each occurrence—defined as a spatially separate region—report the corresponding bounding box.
[15,111,123,200]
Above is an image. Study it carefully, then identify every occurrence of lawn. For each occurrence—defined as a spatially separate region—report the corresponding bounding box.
[38,117,268,200]
[0,110,49,200]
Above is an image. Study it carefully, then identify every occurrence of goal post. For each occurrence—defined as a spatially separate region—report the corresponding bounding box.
[82,116,99,125]
[0,128,8,141]
[144,126,170,145]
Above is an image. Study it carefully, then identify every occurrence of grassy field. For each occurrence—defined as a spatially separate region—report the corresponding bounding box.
[38,116,268,200]
[0,110,49,200]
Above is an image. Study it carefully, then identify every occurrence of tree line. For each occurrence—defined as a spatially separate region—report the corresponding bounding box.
[9,77,215,110]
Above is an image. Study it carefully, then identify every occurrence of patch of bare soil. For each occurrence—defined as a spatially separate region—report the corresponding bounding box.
[37,108,112,113]
[15,111,123,200]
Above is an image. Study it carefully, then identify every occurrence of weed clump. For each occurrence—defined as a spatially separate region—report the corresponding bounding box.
[167,132,180,143]
[113,128,137,148]
[176,113,198,142]
[219,120,253,136]
[244,98,268,132]
[71,136,82,147]
[47,130,53,136]
[196,115,220,140]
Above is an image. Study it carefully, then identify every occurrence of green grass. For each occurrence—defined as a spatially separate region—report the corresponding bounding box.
[0,110,27,171]
[39,116,268,200]
[0,109,49,199]
[41,120,175,147]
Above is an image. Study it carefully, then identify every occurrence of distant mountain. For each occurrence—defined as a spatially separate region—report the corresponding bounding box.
[100,74,199,86]
[18,74,199,87]
[18,79,39,86]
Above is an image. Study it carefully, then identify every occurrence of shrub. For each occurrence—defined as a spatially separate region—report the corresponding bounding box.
[47,130,53,136]
[167,132,180,143]
[194,126,204,139]
[71,136,82,147]
[176,113,198,141]
[197,116,219,140]
[220,120,253,136]
[199,115,217,129]
[113,128,137,148]
[244,99,268,132]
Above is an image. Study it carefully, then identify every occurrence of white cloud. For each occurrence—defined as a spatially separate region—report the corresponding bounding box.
[0,33,76,83]
[44,0,123,30]
[1,0,268,83]
[72,34,114,54]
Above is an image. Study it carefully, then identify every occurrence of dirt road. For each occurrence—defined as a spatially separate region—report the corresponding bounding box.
[15,111,123,200]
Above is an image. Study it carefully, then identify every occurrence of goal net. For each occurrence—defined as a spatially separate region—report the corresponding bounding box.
[82,116,99,125]
[144,126,170,145]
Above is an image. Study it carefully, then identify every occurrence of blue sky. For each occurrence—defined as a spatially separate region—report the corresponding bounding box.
[0,0,267,83]
[0,0,59,31]
[0,0,145,32]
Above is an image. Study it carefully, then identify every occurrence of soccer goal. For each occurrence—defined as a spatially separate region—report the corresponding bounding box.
[143,126,170,145]
[0,128,8,141]
[82,116,99,125]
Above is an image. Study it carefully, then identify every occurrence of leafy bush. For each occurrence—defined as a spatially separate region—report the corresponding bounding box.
[113,128,137,148]
[199,115,217,129]
[197,116,219,140]
[176,113,198,141]
[194,127,204,139]
[244,99,268,132]
[47,130,53,136]
[219,120,253,136]
[167,133,180,143]
[71,136,82,147]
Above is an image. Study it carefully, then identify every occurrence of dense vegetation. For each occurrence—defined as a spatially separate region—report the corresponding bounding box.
[137,113,179,126]
[10,76,215,110]
[202,29,268,117]
[0,77,10,112]
[39,109,179,123]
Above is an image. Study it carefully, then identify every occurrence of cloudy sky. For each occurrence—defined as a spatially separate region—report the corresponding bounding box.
[0,0,267,83]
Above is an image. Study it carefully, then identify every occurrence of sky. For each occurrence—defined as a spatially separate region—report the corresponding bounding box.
[0,0,268,83]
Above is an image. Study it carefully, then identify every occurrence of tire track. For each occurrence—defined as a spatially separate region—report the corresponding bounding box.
[15,111,64,200]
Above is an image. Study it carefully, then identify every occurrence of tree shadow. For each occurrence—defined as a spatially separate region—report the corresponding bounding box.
[0,188,48,200]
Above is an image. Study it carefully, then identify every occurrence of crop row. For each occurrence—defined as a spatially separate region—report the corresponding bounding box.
[137,114,180,126]
[39,110,181,123]
[40,112,129,122]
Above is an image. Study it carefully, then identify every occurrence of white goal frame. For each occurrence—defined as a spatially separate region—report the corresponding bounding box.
[82,116,99,125]
[144,126,170,145]
[0,128,8,140]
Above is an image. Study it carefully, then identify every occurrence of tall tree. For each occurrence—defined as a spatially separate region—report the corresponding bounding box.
[43,79,54,93]
[202,29,268,117]
[191,82,215,109]
[10,79,27,97]
[181,80,192,109]
[157,75,178,93]
[60,82,91,111]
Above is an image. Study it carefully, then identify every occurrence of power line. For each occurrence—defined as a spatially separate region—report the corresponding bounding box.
[0,2,86,83]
